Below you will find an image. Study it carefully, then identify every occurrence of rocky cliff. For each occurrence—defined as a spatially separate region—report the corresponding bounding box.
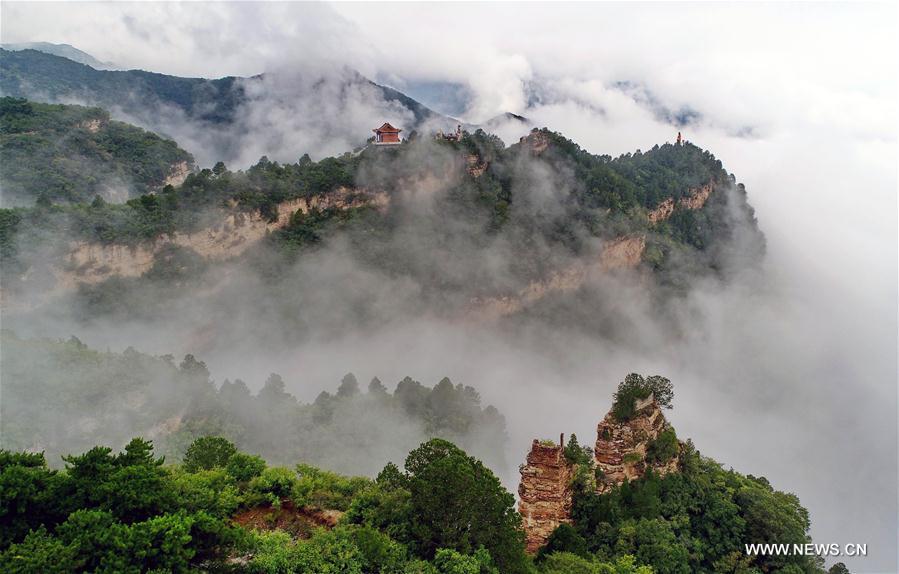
[647,181,716,224]
[594,395,679,494]
[55,187,388,288]
[467,178,718,322]
[163,160,192,187]
[518,436,573,553]
[466,234,647,322]
[517,395,680,552]
[0,187,389,308]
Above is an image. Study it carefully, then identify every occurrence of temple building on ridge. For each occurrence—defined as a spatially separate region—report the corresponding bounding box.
[373,122,402,145]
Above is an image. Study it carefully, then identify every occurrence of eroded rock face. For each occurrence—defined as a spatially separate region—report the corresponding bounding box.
[648,181,716,224]
[164,161,192,187]
[520,131,551,155]
[518,396,680,553]
[1,188,389,308]
[599,235,646,271]
[465,154,488,177]
[466,235,647,322]
[678,182,713,210]
[57,187,388,288]
[648,198,675,223]
[79,118,105,133]
[594,396,678,494]
[518,439,573,554]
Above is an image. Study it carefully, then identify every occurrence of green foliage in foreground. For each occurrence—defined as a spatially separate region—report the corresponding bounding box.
[567,441,824,574]
[0,420,825,572]
[1,437,536,573]
[0,97,193,204]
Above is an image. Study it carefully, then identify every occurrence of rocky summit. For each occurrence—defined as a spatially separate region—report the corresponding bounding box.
[518,394,679,553]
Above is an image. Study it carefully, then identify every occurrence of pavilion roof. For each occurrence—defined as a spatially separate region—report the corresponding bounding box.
[373,122,401,133]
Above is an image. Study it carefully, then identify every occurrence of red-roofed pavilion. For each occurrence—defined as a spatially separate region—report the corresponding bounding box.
[373,122,402,145]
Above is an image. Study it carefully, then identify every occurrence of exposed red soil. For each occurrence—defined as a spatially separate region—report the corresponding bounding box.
[232,500,344,539]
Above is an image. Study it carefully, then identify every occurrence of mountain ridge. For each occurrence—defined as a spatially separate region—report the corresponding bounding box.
[0,48,458,157]
[0,97,194,205]
[0,124,764,328]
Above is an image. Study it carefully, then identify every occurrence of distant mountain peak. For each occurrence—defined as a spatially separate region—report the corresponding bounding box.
[0,41,116,70]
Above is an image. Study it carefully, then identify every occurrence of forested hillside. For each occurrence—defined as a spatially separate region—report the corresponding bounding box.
[0,97,193,205]
[0,123,764,324]
[0,388,834,574]
[0,49,246,125]
[0,332,507,476]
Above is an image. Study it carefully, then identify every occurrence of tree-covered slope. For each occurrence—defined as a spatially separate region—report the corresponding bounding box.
[0,332,507,477]
[0,383,831,574]
[0,97,193,205]
[0,125,764,317]
[0,49,245,124]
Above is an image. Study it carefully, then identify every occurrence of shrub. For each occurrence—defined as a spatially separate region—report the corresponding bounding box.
[537,523,589,561]
[611,374,673,422]
[563,434,593,466]
[248,467,298,504]
[433,547,497,574]
[226,452,266,483]
[169,468,241,518]
[645,428,678,465]
[293,463,371,511]
[182,436,237,472]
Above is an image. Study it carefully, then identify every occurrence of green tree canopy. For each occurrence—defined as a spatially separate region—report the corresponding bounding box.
[402,439,528,574]
[611,374,674,421]
[182,436,237,473]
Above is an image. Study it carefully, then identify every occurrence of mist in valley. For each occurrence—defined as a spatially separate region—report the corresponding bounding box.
[1,2,896,571]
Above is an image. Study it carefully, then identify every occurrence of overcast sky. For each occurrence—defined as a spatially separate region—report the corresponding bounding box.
[3,2,898,571]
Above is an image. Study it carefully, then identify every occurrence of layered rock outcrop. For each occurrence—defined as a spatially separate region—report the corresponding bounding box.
[465,154,488,178]
[164,160,192,187]
[0,188,389,308]
[518,437,573,553]
[648,182,716,224]
[517,396,679,552]
[594,395,679,494]
[519,130,551,155]
[55,187,388,288]
[599,235,646,271]
[648,198,675,223]
[466,234,646,321]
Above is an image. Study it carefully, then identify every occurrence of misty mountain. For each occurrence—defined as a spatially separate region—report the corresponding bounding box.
[0,47,250,125]
[0,41,116,70]
[0,124,765,351]
[0,97,194,205]
[0,48,459,166]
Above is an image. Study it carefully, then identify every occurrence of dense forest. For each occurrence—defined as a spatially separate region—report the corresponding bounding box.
[0,388,843,574]
[0,97,193,205]
[0,332,507,477]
